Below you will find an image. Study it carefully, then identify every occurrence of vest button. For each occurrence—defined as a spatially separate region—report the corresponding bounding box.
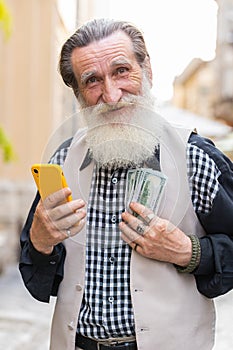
[76,284,82,291]
[68,321,74,330]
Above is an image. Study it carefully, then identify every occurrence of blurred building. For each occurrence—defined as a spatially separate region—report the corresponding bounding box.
[214,0,233,124]
[173,0,233,127]
[0,0,77,271]
[173,58,217,120]
[76,0,110,25]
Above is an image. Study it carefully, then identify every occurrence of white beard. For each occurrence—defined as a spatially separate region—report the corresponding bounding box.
[79,75,162,168]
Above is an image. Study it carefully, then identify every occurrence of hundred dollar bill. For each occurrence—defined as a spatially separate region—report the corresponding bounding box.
[125,169,137,212]
[138,170,167,213]
[125,168,167,215]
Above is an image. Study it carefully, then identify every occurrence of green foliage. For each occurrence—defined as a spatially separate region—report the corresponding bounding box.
[0,127,15,162]
[0,1,14,163]
[0,0,12,39]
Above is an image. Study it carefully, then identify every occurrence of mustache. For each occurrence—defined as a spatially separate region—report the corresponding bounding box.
[82,94,142,117]
[94,101,134,114]
[82,95,154,131]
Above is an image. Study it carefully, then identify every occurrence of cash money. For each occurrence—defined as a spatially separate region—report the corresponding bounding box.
[125,168,167,215]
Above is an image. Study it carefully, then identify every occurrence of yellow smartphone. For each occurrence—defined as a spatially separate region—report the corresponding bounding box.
[31,163,72,201]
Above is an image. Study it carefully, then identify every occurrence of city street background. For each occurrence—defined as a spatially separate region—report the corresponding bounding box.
[0,263,232,349]
[1,1,233,349]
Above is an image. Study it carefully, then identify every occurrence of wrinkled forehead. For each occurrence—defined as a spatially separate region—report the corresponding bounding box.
[71,31,136,72]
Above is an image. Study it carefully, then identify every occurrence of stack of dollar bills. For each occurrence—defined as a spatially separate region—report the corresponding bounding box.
[125,168,167,215]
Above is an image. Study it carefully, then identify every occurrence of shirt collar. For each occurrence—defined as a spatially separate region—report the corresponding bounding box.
[79,148,93,171]
[79,146,160,171]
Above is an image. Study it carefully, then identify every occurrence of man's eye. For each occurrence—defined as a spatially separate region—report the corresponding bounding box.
[86,76,98,85]
[117,67,128,75]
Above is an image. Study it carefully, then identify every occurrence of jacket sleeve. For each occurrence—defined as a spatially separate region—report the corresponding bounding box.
[19,192,66,302]
[195,234,233,298]
[19,138,72,302]
[190,134,233,298]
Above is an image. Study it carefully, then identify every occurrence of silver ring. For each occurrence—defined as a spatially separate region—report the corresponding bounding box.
[144,213,155,225]
[136,223,146,235]
[66,229,71,238]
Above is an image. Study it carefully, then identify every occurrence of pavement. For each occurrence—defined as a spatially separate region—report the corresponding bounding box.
[0,264,233,349]
[0,264,55,350]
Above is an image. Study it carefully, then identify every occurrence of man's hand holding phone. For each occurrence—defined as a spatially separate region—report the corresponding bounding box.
[30,164,86,255]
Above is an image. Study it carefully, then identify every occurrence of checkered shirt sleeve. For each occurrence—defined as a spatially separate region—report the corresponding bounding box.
[49,146,69,166]
[186,143,221,214]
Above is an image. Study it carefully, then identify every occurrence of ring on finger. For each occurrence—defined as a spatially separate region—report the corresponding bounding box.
[136,223,146,236]
[66,229,71,238]
[134,243,138,251]
[144,213,155,225]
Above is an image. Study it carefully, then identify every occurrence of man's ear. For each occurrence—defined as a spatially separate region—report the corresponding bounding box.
[144,55,153,87]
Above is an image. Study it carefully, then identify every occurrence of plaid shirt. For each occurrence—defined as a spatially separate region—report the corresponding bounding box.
[50,139,221,339]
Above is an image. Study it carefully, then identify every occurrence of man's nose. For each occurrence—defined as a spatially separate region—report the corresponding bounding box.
[101,78,122,103]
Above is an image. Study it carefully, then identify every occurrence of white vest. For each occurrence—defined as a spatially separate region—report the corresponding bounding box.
[50,119,215,350]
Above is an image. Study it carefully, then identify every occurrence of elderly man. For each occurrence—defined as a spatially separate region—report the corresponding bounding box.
[19,18,233,350]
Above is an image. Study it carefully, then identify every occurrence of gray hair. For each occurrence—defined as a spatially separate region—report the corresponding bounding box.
[59,18,150,98]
